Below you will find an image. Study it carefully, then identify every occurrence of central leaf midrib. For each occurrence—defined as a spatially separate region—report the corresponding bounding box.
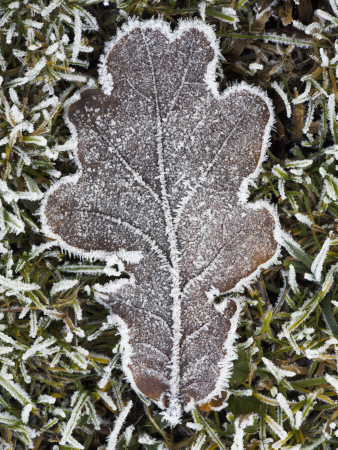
[141,30,183,415]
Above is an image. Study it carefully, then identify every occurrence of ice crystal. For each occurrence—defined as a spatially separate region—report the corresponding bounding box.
[106,400,133,450]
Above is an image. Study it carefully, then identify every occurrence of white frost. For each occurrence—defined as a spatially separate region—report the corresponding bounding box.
[106,401,133,450]
[50,279,79,296]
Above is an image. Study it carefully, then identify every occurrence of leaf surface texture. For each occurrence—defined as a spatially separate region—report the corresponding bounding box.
[42,20,279,421]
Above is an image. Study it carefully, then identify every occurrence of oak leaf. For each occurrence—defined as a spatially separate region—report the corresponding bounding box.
[41,19,279,423]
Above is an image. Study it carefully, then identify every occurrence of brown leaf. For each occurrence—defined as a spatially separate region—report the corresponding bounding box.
[298,0,313,25]
[197,391,228,411]
[293,100,305,142]
[279,0,293,27]
[41,19,279,423]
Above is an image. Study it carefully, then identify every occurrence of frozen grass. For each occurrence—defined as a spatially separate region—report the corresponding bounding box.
[0,0,338,448]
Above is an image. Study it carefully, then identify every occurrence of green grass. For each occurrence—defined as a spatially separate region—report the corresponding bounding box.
[0,0,338,448]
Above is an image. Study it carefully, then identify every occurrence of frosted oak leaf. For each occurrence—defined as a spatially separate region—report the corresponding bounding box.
[41,19,279,423]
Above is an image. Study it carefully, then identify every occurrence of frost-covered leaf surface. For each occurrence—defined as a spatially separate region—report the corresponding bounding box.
[41,19,279,421]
